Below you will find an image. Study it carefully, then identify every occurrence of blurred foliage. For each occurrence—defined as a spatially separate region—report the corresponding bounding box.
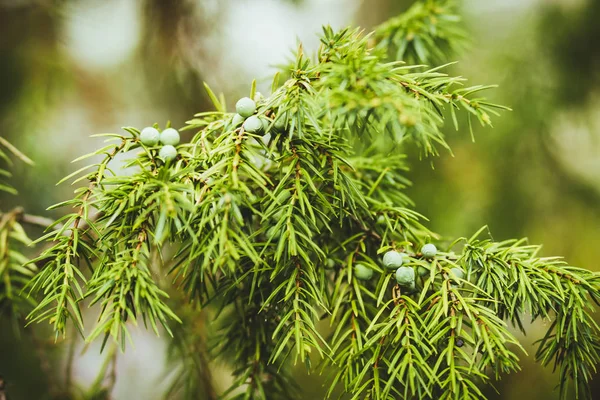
[540,0,600,106]
[374,0,467,65]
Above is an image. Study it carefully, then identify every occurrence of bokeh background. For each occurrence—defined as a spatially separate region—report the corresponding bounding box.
[1,0,599,399]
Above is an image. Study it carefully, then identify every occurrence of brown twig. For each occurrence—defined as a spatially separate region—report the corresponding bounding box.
[19,212,56,229]
[1,207,103,236]
[0,207,54,229]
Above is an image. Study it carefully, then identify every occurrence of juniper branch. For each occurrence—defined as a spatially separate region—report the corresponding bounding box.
[8,3,600,400]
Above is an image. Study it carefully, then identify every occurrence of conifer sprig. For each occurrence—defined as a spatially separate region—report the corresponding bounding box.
[374,0,467,65]
[0,208,37,322]
[0,136,34,194]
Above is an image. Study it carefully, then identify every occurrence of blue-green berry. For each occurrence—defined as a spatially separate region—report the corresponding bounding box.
[274,112,287,130]
[253,92,265,103]
[377,215,386,226]
[236,97,257,118]
[243,116,263,133]
[383,251,404,270]
[450,267,465,281]
[417,265,429,277]
[160,128,180,146]
[159,145,177,161]
[261,117,271,132]
[354,264,373,280]
[421,243,437,258]
[395,266,415,286]
[140,127,160,146]
[261,133,271,146]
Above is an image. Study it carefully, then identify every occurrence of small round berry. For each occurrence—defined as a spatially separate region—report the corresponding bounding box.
[450,267,465,281]
[395,266,415,286]
[408,280,417,292]
[261,132,271,146]
[159,145,177,161]
[140,127,160,146]
[421,243,437,258]
[274,113,287,130]
[354,264,373,281]
[236,97,257,118]
[160,128,180,146]
[243,116,263,133]
[376,215,386,226]
[232,113,245,127]
[456,338,464,348]
[417,265,429,277]
[261,117,271,132]
[253,92,265,103]
[400,252,410,263]
[325,258,335,270]
[383,251,404,270]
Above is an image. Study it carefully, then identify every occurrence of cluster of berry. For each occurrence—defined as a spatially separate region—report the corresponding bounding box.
[138,94,288,167]
[232,96,287,135]
[139,126,181,161]
[352,244,465,291]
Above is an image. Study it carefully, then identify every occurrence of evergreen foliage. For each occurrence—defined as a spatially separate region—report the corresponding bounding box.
[1,1,599,399]
[0,138,37,327]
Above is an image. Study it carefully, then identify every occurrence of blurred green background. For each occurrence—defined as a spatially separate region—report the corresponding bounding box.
[1,0,599,399]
